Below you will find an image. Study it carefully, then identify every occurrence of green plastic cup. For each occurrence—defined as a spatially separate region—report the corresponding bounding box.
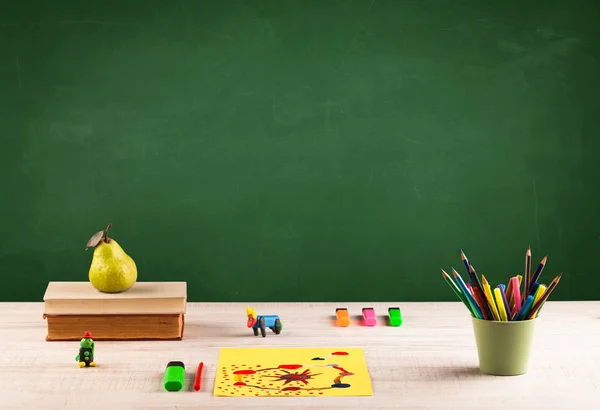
[471,317,537,376]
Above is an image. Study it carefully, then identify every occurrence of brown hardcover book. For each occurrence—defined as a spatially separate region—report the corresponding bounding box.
[43,313,185,341]
[42,281,187,341]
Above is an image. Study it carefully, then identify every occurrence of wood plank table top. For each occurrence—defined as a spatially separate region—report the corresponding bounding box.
[0,301,598,409]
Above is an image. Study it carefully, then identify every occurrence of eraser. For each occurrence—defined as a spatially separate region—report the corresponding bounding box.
[335,308,350,327]
[362,307,376,326]
[164,361,185,392]
[388,307,402,327]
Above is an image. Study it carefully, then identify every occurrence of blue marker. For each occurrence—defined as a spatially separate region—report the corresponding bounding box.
[452,268,483,319]
[514,295,534,321]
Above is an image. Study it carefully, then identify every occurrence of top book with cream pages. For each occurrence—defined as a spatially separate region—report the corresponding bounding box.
[43,281,187,315]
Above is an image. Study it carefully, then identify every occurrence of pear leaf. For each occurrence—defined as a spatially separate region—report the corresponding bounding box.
[86,230,105,250]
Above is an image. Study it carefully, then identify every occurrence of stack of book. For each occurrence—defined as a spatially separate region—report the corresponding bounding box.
[43,281,187,341]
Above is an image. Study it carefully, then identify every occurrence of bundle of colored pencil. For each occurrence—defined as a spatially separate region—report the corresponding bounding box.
[441,247,562,321]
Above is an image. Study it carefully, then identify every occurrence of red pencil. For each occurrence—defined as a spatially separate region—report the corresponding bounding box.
[472,287,490,320]
[193,362,204,391]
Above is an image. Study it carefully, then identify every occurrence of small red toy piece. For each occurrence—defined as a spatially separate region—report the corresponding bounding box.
[193,362,204,391]
[246,306,258,328]
[362,307,376,326]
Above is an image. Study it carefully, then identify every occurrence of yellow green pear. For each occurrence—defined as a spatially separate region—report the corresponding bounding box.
[86,223,137,293]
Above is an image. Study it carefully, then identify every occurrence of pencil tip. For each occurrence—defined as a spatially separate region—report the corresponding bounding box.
[542,255,548,263]
[526,246,531,255]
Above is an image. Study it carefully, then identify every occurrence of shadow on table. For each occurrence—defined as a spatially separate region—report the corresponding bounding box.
[431,366,484,378]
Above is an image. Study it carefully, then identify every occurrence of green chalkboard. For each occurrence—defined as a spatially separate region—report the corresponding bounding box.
[1,0,599,302]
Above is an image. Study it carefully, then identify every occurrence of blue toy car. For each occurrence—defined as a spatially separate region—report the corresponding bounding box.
[246,306,282,337]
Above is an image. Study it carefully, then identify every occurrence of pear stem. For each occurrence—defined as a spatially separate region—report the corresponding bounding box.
[104,223,112,243]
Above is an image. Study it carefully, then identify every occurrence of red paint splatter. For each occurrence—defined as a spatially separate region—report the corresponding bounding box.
[234,382,246,386]
[233,370,256,375]
[332,351,349,355]
[333,366,349,373]
[319,392,324,395]
[282,387,301,391]
[256,365,261,367]
[255,394,259,396]
[279,364,302,370]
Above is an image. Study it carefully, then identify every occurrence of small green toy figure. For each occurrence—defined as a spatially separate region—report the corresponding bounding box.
[75,331,97,368]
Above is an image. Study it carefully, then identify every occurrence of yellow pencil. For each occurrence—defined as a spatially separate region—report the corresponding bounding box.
[493,287,508,321]
[482,275,500,321]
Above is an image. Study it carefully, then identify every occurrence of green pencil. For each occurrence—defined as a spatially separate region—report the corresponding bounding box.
[441,269,474,315]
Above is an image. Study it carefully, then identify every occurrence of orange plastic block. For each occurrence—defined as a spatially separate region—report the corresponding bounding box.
[335,308,350,327]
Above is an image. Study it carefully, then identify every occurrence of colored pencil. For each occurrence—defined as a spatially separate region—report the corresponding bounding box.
[440,249,561,321]
[482,275,500,321]
[514,295,534,321]
[532,284,546,307]
[472,287,490,320]
[526,273,562,319]
[452,269,483,319]
[498,285,511,320]
[193,362,204,391]
[461,250,484,292]
[441,269,473,315]
[505,278,515,308]
[462,252,494,319]
[529,282,540,298]
[494,288,508,321]
[524,246,531,297]
[529,255,548,291]
[460,249,472,278]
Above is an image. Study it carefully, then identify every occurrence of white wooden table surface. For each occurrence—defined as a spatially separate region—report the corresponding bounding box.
[0,301,598,409]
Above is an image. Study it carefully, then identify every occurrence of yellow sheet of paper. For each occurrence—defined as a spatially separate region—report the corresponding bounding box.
[214,347,373,397]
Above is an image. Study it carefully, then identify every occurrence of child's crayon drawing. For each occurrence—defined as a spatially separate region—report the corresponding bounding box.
[213,347,372,397]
